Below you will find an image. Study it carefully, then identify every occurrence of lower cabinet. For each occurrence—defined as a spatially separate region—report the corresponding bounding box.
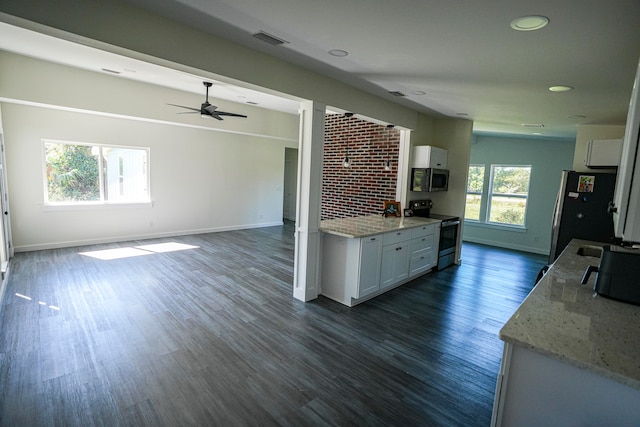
[320,223,439,307]
[409,223,437,277]
[357,235,383,297]
[381,230,411,290]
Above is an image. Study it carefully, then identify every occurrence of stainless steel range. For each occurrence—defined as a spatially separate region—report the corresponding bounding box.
[409,200,460,270]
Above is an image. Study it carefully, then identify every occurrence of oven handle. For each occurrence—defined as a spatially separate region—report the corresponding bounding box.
[441,220,460,227]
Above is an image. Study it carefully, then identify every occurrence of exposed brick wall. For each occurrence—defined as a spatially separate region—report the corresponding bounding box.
[322,114,399,220]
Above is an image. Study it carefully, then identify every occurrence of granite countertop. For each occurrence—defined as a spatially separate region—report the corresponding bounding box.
[500,238,640,390]
[320,214,441,238]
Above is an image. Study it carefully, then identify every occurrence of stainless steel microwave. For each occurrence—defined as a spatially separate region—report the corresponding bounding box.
[411,168,449,192]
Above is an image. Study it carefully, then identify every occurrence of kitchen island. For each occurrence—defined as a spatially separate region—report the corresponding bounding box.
[492,239,640,426]
[320,215,441,306]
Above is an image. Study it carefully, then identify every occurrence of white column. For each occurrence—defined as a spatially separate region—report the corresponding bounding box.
[293,100,325,302]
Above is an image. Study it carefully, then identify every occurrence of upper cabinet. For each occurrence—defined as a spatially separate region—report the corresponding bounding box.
[412,145,448,169]
[584,139,622,168]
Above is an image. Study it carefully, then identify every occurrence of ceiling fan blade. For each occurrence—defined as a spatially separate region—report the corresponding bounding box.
[167,103,201,113]
[216,111,248,118]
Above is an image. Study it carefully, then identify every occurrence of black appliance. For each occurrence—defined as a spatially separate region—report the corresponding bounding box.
[581,245,640,306]
[411,168,449,192]
[549,170,616,264]
[409,200,460,270]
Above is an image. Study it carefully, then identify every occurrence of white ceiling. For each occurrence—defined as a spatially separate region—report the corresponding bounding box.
[3,0,640,138]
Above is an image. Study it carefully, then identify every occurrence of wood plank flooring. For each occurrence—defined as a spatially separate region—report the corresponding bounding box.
[0,222,547,426]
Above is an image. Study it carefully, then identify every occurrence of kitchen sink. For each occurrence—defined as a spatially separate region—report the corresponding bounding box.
[576,245,603,258]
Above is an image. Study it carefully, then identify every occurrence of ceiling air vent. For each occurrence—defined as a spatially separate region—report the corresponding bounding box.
[252,31,289,46]
[388,91,406,97]
[522,123,545,128]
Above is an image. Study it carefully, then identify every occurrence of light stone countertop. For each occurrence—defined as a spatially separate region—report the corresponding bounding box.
[320,214,441,238]
[500,238,640,390]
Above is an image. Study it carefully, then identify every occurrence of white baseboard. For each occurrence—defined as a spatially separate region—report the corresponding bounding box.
[14,221,284,252]
[462,237,550,256]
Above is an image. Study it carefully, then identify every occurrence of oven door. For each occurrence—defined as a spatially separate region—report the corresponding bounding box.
[428,169,449,192]
[437,219,460,269]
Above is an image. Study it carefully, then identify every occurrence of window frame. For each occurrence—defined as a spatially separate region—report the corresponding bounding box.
[464,164,486,222]
[486,164,531,228]
[464,163,531,229]
[42,139,151,207]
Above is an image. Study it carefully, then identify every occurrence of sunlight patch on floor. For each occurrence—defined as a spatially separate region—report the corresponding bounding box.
[79,242,200,260]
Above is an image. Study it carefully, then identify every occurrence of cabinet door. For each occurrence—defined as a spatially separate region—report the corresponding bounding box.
[381,242,410,290]
[357,236,382,298]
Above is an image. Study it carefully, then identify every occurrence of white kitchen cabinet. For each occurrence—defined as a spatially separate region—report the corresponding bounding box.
[412,145,448,169]
[358,236,383,297]
[320,217,442,306]
[320,233,382,305]
[584,138,622,168]
[409,223,437,277]
[381,230,411,289]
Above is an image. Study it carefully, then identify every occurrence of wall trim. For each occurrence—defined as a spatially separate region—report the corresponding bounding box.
[14,221,284,252]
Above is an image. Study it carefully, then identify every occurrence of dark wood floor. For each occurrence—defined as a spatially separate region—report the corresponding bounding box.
[0,222,547,426]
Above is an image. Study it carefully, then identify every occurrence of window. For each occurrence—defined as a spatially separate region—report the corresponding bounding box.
[488,166,531,226]
[465,165,485,220]
[44,140,149,204]
[464,164,531,227]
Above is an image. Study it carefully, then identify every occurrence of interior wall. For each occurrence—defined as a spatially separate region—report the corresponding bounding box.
[462,134,575,254]
[0,51,299,251]
[3,103,296,251]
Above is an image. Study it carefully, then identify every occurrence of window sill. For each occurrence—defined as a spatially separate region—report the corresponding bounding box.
[463,220,527,233]
[42,201,154,211]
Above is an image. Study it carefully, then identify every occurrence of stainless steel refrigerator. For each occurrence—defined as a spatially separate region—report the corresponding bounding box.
[549,170,617,263]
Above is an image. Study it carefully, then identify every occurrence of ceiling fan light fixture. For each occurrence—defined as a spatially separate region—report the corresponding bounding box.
[549,85,574,92]
[510,15,550,31]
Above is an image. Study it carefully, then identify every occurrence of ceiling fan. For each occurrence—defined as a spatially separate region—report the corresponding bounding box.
[167,81,247,120]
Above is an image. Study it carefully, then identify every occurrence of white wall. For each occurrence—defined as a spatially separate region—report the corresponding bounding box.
[0,53,299,251]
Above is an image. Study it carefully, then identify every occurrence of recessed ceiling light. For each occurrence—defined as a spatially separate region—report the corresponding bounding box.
[549,85,574,92]
[329,49,349,57]
[412,90,426,96]
[510,15,550,31]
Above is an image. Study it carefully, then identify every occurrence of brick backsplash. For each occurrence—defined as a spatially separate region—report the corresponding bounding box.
[322,114,399,220]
